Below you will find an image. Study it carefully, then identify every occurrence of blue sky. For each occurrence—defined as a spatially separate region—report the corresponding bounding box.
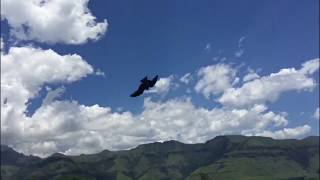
[27,0,319,111]
[1,0,319,156]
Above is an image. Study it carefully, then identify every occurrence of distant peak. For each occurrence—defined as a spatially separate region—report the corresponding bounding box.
[49,152,67,158]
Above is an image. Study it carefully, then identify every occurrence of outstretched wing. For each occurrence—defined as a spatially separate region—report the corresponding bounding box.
[149,75,159,87]
[130,84,146,97]
[140,76,148,83]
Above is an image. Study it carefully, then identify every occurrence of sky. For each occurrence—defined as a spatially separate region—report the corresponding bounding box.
[0,0,319,157]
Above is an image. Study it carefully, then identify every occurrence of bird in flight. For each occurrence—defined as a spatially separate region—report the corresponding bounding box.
[130,75,159,97]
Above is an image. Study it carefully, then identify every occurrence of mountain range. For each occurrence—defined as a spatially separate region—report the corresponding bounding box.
[1,135,319,180]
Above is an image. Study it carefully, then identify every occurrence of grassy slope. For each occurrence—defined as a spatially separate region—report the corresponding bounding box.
[1,136,319,180]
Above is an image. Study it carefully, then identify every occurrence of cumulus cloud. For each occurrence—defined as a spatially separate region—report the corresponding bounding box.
[1,0,108,44]
[6,93,299,157]
[300,59,320,75]
[1,44,316,157]
[1,45,93,94]
[243,71,260,82]
[1,45,93,113]
[252,125,311,139]
[2,45,302,157]
[314,107,319,120]
[1,45,94,151]
[146,75,175,95]
[219,58,320,108]
[195,64,236,98]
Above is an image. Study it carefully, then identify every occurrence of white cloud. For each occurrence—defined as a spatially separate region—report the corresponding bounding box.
[300,59,320,75]
[180,73,192,84]
[1,46,93,96]
[95,69,106,77]
[0,37,4,50]
[195,63,236,98]
[16,141,59,158]
[314,107,319,120]
[204,43,211,51]
[146,75,175,95]
[234,36,245,58]
[1,0,108,44]
[1,45,93,115]
[1,45,316,157]
[232,77,240,86]
[252,125,311,139]
[1,45,94,151]
[2,45,301,157]
[219,59,320,108]
[243,71,260,82]
[6,93,297,157]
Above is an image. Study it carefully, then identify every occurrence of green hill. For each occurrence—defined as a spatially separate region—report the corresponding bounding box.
[1,135,319,180]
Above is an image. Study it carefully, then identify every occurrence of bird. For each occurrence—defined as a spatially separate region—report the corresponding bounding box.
[3,98,7,105]
[130,75,159,97]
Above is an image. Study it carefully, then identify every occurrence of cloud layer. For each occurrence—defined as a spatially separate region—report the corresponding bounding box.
[219,59,319,108]
[1,43,317,157]
[195,64,236,98]
[1,1,318,157]
[146,75,176,95]
[1,0,107,44]
[1,45,94,154]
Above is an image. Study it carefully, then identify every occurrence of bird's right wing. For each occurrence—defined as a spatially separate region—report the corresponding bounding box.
[140,76,148,83]
[130,84,145,97]
[149,75,159,87]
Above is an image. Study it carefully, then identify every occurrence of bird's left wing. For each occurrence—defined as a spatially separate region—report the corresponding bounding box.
[130,84,146,97]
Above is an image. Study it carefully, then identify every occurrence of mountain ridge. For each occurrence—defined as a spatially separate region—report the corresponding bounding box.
[1,135,319,180]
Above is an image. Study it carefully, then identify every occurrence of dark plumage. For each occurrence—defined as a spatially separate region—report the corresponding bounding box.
[130,75,158,97]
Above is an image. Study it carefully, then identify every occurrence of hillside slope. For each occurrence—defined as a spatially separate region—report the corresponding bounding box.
[1,135,319,180]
